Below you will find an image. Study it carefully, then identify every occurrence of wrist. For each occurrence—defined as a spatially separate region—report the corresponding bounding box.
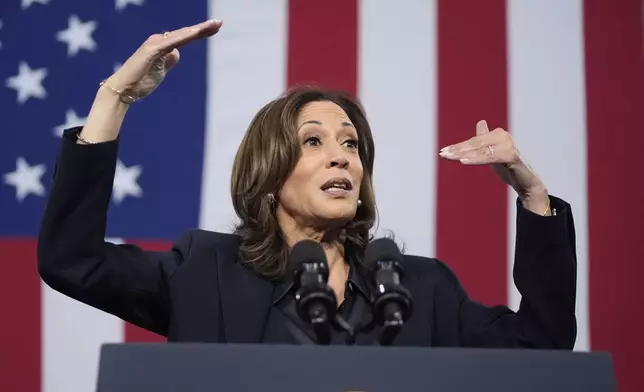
[99,79,138,105]
[76,87,130,144]
[94,85,131,110]
[520,186,551,216]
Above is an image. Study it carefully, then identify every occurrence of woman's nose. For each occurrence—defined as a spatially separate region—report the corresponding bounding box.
[329,155,349,169]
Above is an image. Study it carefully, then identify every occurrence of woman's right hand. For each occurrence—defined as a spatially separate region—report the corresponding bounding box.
[104,19,222,101]
[77,19,221,144]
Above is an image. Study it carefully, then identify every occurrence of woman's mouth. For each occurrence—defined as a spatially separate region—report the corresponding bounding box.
[321,177,353,197]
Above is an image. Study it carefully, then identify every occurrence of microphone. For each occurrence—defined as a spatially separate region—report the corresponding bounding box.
[290,239,337,345]
[363,238,413,346]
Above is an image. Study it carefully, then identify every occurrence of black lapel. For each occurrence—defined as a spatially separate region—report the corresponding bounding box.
[215,234,274,343]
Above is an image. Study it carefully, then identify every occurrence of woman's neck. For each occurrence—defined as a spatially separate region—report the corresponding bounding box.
[282,225,346,270]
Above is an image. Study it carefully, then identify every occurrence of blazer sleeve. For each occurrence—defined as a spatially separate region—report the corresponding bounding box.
[37,127,189,337]
[438,195,577,350]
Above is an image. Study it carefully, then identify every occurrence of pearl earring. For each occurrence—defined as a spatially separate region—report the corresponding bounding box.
[357,199,362,207]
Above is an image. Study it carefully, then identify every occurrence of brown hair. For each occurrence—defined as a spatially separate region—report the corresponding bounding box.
[230,85,377,280]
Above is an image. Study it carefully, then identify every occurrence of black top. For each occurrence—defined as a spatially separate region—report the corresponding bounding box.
[36,127,578,349]
[264,254,374,345]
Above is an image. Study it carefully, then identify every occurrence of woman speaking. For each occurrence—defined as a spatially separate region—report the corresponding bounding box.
[37,19,576,348]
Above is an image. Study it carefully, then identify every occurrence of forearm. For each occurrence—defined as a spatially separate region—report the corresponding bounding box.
[512,196,577,348]
[39,130,119,282]
[453,196,577,349]
[77,86,130,144]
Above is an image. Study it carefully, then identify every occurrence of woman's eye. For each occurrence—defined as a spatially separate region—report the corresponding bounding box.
[304,136,321,146]
[344,139,359,149]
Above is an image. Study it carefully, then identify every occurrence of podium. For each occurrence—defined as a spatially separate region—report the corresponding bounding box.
[96,343,616,392]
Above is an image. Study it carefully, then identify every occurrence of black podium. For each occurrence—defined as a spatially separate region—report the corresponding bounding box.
[96,343,616,392]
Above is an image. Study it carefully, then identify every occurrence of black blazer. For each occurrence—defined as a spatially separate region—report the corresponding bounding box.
[37,128,577,349]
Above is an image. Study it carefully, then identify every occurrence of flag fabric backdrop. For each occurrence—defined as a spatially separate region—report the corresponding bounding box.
[0,0,642,391]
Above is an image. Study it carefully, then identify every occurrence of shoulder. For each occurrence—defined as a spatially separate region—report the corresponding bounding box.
[171,229,241,261]
[402,253,450,275]
[184,229,241,247]
[401,253,462,290]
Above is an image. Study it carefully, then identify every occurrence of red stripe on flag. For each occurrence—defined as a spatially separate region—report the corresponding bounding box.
[584,0,644,391]
[435,0,509,305]
[123,240,173,343]
[0,239,41,392]
[287,0,358,93]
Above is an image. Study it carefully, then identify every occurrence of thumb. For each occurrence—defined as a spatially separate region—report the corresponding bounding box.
[476,120,489,136]
[164,49,181,72]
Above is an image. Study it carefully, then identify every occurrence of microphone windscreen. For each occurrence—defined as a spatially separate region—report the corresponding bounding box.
[290,239,328,272]
[363,238,403,270]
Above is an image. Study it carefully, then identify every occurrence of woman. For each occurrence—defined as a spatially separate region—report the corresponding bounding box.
[37,19,577,348]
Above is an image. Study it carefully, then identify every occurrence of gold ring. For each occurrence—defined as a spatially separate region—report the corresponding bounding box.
[163,31,170,39]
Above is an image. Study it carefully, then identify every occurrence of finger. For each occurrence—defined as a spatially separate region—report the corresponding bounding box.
[440,121,489,154]
[164,19,223,47]
[440,123,499,154]
[158,19,222,52]
[167,19,223,39]
[440,145,498,162]
[458,154,496,165]
[476,119,489,136]
[440,135,488,155]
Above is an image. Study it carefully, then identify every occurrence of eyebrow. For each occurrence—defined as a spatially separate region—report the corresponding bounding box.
[299,120,355,128]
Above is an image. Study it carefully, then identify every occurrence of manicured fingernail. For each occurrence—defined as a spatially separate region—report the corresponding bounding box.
[440,151,457,158]
[440,146,450,152]
[460,158,470,164]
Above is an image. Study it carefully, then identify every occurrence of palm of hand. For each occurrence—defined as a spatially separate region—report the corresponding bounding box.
[129,51,178,99]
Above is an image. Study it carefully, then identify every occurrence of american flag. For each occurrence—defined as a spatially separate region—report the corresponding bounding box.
[1,0,642,391]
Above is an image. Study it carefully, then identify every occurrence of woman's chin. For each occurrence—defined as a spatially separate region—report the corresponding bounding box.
[314,204,357,225]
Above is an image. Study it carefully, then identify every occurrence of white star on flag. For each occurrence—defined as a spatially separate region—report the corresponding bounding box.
[53,109,88,138]
[116,0,145,11]
[5,61,48,104]
[113,159,143,204]
[21,0,49,10]
[56,15,98,57]
[3,157,46,202]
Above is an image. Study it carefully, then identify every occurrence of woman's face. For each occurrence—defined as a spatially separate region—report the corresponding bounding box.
[277,100,364,230]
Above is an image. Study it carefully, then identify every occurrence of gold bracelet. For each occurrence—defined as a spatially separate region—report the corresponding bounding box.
[99,80,137,104]
[543,196,551,216]
[76,132,98,145]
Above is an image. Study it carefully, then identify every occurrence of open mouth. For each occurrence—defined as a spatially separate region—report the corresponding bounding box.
[321,177,353,195]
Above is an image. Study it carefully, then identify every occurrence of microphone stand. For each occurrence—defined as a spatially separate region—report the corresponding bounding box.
[361,238,415,346]
[352,294,410,346]
[295,290,359,344]
[295,285,335,345]
[378,300,406,346]
[371,269,413,346]
[291,239,360,345]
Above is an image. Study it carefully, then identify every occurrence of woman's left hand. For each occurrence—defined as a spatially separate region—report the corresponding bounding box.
[439,120,551,216]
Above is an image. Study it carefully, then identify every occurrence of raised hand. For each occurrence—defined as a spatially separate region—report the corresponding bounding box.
[104,19,222,102]
[439,120,551,215]
[76,19,222,144]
